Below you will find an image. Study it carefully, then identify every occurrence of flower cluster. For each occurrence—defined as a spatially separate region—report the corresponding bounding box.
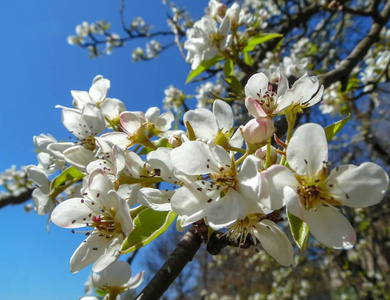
[26,71,388,298]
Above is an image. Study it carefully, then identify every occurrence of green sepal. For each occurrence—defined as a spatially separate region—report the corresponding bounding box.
[242,33,283,52]
[185,120,197,141]
[186,56,224,83]
[121,209,177,253]
[288,211,309,253]
[138,138,171,154]
[324,113,351,142]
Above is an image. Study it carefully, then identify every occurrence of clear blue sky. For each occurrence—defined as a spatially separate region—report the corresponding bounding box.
[0,1,205,299]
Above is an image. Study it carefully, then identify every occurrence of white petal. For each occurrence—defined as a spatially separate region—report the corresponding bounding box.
[92,260,131,287]
[71,90,91,108]
[260,165,299,210]
[219,16,230,36]
[89,77,110,103]
[213,100,233,131]
[304,205,356,249]
[255,219,294,266]
[100,98,126,120]
[70,231,111,273]
[88,169,114,202]
[184,108,218,140]
[287,123,328,177]
[245,73,268,99]
[156,111,174,131]
[100,132,129,150]
[245,97,267,118]
[138,188,174,211]
[229,127,244,148]
[291,74,319,104]
[82,104,106,135]
[170,141,220,175]
[63,145,96,171]
[120,112,142,133]
[126,271,145,289]
[171,182,218,224]
[207,189,246,230]
[92,236,123,273]
[284,186,305,220]
[277,73,289,96]
[147,148,175,183]
[145,107,161,123]
[305,85,323,107]
[51,197,97,228]
[112,191,133,234]
[327,162,389,208]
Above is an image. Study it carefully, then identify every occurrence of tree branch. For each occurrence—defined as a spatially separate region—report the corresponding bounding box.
[0,188,33,209]
[134,226,204,300]
[318,0,390,89]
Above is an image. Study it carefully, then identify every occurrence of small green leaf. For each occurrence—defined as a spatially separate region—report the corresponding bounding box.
[186,56,224,83]
[243,33,283,52]
[224,76,244,96]
[243,51,254,66]
[121,209,177,253]
[224,59,234,77]
[324,113,351,142]
[50,166,85,191]
[288,211,309,252]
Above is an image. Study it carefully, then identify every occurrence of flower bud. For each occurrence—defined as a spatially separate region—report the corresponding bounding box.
[242,117,274,146]
[255,145,278,164]
[168,130,185,148]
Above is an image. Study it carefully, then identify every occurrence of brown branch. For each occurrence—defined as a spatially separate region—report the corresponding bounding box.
[318,0,390,89]
[0,188,33,209]
[134,226,204,300]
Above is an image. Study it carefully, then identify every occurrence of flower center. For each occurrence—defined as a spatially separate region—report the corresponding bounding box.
[296,173,343,210]
[257,86,278,115]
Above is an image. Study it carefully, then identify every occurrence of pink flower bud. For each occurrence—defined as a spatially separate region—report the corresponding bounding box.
[242,117,274,145]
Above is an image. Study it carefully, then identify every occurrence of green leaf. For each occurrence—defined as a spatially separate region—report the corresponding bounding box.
[224,59,234,77]
[288,211,309,252]
[324,113,351,142]
[186,56,223,84]
[50,166,85,191]
[224,76,244,96]
[243,51,254,66]
[243,33,283,52]
[121,209,177,253]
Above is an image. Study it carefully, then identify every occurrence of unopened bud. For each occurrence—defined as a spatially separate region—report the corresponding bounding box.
[168,130,185,148]
[255,145,277,164]
[242,117,274,146]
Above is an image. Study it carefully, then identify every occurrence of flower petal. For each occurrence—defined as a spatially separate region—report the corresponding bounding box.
[327,162,389,208]
[260,165,299,210]
[51,197,98,228]
[70,231,111,273]
[254,219,294,266]
[287,123,328,177]
[304,204,356,249]
[207,189,246,230]
[245,73,268,99]
[184,108,218,141]
[138,188,174,211]
[213,100,233,131]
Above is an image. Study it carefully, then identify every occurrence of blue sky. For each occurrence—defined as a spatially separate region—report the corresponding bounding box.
[0,1,205,299]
